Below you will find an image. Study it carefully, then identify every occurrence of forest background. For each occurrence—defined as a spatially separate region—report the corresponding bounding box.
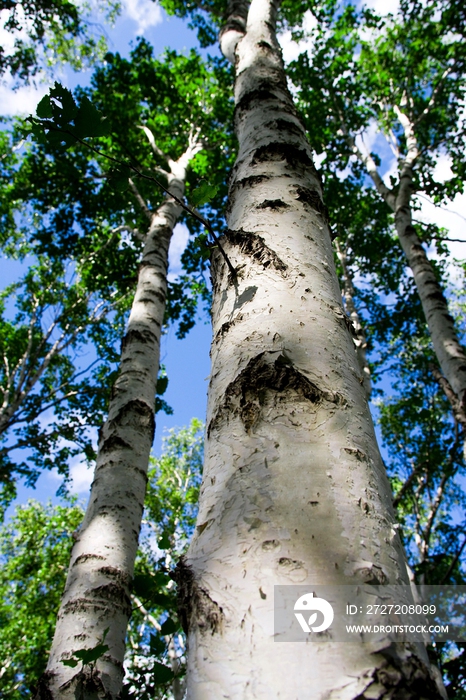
[2,3,466,698]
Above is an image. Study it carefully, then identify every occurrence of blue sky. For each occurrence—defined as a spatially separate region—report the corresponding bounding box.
[1,1,215,512]
[2,0,465,513]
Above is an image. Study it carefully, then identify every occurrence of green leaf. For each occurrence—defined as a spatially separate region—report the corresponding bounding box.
[160,617,178,635]
[49,82,77,124]
[109,167,131,193]
[158,532,171,550]
[149,633,166,655]
[151,660,174,684]
[36,96,53,119]
[156,375,169,397]
[75,96,109,138]
[61,658,79,668]
[73,642,109,665]
[190,182,219,207]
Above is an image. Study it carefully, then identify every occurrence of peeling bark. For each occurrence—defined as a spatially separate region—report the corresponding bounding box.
[36,146,199,700]
[181,1,445,698]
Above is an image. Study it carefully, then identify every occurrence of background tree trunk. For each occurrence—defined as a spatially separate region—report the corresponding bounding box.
[178,1,445,697]
[37,151,195,700]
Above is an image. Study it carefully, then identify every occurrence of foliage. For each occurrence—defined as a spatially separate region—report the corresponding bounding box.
[0,255,126,515]
[0,42,233,509]
[0,420,203,700]
[125,419,204,699]
[0,499,84,698]
[0,0,120,83]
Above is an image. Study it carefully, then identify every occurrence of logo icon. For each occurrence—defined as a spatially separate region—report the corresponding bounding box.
[294,592,334,633]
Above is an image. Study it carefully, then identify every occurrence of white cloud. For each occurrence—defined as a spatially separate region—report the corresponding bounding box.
[68,459,95,495]
[0,76,52,116]
[168,222,190,282]
[278,10,317,65]
[121,0,163,34]
[363,0,400,14]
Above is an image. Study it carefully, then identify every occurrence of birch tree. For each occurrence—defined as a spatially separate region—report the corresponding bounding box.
[38,137,202,698]
[17,47,232,699]
[160,0,446,696]
[288,0,466,437]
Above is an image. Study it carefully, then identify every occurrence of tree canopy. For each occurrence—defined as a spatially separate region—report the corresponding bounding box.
[1,0,465,697]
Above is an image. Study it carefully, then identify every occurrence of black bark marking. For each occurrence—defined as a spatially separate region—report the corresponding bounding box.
[257,39,273,52]
[292,185,329,223]
[120,327,158,354]
[264,117,305,139]
[226,229,287,273]
[356,645,444,699]
[232,174,272,190]
[278,557,304,569]
[257,199,290,210]
[235,74,289,115]
[251,142,314,169]
[108,398,155,441]
[173,557,224,636]
[91,582,132,610]
[425,289,449,304]
[208,352,343,436]
[62,597,110,615]
[99,434,132,455]
[34,671,56,700]
[97,566,132,587]
[73,553,105,566]
[235,87,278,114]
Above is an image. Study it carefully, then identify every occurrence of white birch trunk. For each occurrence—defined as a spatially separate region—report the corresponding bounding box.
[178,2,445,698]
[36,151,194,700]
[394,169,466,407]
[351,108,466,414]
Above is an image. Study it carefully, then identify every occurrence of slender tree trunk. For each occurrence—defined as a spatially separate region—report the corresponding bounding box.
[347,107,466,415]
[178,1,444,698]
[36,150,195,700]
[394,165,466,409]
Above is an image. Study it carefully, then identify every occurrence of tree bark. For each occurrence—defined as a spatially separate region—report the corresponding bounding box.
[348,107,466,415]
[335,238,372,397]
[394,166,466,409]
[179,1,445,698]
[36,148,195,700]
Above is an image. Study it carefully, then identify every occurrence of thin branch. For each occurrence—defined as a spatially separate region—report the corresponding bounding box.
[138,125,169,163]
[414,193,466,225]
[111,224,146,244]
[393,461,427,508]
[128,178,153,223]
[413,64,455,129]
[440,533,466,584]
[53,127,237,278]
[332,94,396,210]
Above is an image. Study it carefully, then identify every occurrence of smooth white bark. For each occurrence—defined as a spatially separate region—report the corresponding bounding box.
[180,2,444,698]
[37,147,197,699]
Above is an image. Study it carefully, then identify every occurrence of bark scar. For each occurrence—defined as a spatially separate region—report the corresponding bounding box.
[207,351,344,436]
[173,558,224,636]
[226,228,287,274]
